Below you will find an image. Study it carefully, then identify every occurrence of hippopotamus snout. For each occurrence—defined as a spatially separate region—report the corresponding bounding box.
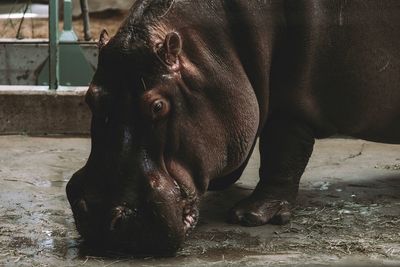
[66,164,198,255]
[109,205,136,231]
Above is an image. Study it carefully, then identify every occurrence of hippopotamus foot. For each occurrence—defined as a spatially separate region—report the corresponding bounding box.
[228,193,292,226]
[228,117,316,226]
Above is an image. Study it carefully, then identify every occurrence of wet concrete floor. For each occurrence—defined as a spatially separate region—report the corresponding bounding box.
[0,136,399,266]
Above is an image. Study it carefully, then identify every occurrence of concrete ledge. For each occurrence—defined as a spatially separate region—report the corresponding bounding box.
[0,86,90,135]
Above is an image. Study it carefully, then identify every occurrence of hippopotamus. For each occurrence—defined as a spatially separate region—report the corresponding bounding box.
[66,0,400,255]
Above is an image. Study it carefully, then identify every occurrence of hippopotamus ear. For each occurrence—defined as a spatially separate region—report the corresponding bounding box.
[159,32,182,71]
[98,29,110,49]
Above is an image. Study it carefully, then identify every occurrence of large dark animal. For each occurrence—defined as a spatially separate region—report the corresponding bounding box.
[66,0,400,255]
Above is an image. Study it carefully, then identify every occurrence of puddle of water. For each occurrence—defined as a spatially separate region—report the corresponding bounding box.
[50,180,69,188]
[312,181,331,191]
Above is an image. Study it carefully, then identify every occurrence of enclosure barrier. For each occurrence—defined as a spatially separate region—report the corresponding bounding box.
[44,0,94,89]
[49,0,59,89]
[0,0,97,88]
[0,0,95,134]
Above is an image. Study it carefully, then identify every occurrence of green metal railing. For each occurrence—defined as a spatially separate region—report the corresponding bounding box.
[43,0,94,89]
[49,0,59,89]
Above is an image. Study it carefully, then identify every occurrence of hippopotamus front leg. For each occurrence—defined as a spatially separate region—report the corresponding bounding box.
[228,116,315,226]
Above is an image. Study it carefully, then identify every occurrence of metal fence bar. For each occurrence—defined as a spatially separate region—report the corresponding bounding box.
[49,0,59,90]
[80,0,92,41]
[63,0,72,32]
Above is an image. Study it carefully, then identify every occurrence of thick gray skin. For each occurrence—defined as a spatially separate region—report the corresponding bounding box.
[223,0,400,225]
[67,0,400,254]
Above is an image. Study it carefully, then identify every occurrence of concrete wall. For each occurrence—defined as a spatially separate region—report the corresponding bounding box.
[0,42,98,86]
[72,0,133,16]
[0,87,90,135]
[0,1,133,16]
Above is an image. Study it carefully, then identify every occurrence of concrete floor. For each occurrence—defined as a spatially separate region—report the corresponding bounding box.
[0,136,399,266]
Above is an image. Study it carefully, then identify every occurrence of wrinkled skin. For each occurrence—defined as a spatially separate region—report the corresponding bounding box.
[67,0,400,255]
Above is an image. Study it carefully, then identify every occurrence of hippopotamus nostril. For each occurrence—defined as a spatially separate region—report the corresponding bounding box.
[72,198,88,215]
[110,205,135,231]
[77,199,88,213]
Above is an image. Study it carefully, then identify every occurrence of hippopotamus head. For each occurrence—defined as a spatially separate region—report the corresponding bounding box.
[66,5,259,255]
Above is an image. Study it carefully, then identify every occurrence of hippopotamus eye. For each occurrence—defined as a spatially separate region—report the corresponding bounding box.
[151,99,169,119]
[153,100,164,113]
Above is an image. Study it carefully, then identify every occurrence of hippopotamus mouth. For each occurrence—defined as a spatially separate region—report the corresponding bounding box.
[107,180,198,234]
[176,182,199,232]
[67,156,203,255]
